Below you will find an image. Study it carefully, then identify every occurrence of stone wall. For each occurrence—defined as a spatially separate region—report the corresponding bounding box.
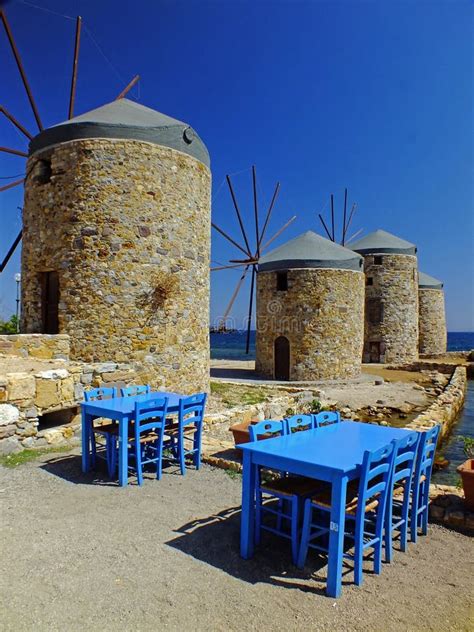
[418,288,447,355]
[21,138,211,394]
[0,334,69,360]
[363,254,418,364]
[256,268,364,380]
[0,360,140,454]
[406,365,467,441]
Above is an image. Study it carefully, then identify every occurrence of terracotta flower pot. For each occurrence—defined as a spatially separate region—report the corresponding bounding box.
[229,419,259,448]
[457,459,474,510]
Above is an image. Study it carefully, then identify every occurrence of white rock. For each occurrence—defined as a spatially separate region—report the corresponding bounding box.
[0,404,20,427]
[35,369,69,380]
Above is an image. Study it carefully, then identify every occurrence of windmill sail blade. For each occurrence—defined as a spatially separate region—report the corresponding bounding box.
[330,193,335,241]
[245,266,256,354]
[68,16,82,119]
[0,147,28,157]
[344,203,357,242]
[226,174,252,255]
[0,105,33,140]
[219,265,250,325]
[0,229,22,273]
[212,222,250,257]
[318,213,332,241]
[260,215,296,252]
[252,166,260,258]
[346,227,363,244]
[342,188,348,245]
[0,178,24,193]
[0,9,43,131]
[257,181,280,251]
[116,75,140,100]
[211,263,247,271]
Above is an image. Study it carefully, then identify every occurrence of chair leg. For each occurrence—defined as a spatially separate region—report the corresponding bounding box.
[105,436,115,478]
[290,497,299,565]
[410,485,420,543]
[374,540,382,575]
[255,490,262,546]
[178,431,186,475]
[194,425,202,470]
[156,438,163,480]
[384,501,393,563]
[296,499,312,569]
[135,441,143,486]
[400,492,410,552]
[276,499,284,531]
[354,518,364,586]
[90,424,97,468]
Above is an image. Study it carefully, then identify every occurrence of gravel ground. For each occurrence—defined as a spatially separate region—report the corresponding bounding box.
[1,451,473,632]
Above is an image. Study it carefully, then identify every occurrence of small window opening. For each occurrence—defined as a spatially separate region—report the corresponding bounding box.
[276,271,288,291]
[37,407,78,432]
[373,255,383,265]
[34,159,52,185]
[366,277,374,286]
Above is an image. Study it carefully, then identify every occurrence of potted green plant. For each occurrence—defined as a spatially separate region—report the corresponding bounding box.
[457,436,474,510]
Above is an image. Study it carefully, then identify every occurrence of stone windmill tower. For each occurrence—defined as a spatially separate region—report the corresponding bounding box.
[256,230,365,381]
[418,272,447,355]
[350,229,418,364]
[21,98,211,393]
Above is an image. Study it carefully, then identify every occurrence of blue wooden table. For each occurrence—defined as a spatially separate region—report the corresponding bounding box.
[239,421,414,598]
[81,391,183,487]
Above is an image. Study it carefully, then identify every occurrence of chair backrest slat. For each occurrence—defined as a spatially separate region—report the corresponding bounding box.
[179,393,207,426]
[414,425,440,486]
[285,414,315,434]
[391,431,420,487]
[134,397,168,435]
[356,441,395,523]
[121,384,151,398]
[84,387,116,402]
[314,411,341,428]
[249,420,286,442]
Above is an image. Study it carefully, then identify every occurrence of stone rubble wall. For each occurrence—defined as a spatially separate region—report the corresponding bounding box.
[429,484,474,534]
[256,268,365,380]
[418,288,447,355]
[0,334,70,361]
[0,361,140,454]
[362,253,419,364]
[21,138,211,395]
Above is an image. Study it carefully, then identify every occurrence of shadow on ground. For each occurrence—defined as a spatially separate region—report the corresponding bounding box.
[166,505,362,596]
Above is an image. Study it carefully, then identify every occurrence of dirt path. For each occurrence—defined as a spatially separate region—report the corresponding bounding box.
[1,452,473,632]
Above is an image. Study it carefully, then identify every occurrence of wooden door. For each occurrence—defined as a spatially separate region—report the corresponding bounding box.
[369,341,381,363]
[41,271,59,334]
[274,336,290,381]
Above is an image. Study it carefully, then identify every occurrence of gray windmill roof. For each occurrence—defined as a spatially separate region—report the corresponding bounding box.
[419,271,444,289]
[258,230,363,272]
[29,98,209,166]
[350,229,416,255]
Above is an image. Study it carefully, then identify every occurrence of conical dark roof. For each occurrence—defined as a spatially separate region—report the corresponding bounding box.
[350,229,416,255]
[419,271,443,289]
[258,230,363,272]
[29,98,209,166]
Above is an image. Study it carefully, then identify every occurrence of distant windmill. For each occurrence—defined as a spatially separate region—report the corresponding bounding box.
[317,188,362,246]
[0,7,140,273]
[211,166,296,353]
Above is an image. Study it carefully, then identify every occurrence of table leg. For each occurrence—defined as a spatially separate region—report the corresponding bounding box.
[240,451,256,559]
[81,409,90,473]
[327,474,348,598]
[118,415,129,487]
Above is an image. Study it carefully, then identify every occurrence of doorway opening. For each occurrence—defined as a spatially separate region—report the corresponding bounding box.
[274,336,290,381]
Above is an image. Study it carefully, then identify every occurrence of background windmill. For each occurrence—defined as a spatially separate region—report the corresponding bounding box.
[211,165,296,354]
[317,188,362,246]
[0,7,140,274]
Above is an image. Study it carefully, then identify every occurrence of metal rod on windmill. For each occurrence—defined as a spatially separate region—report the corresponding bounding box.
[342,188,348,245]
[252,166,260,258]
[260,215,296,252]
[318,213,333,241]
[0,147,28,157]
[258,182,280,251]
[226,174,252,255]
[246,267,256,354]
[0,178,24,193]
[344,203,357,243]
[0,9,43,131]
[116,75,140,100]
[0,105,33,140]
[330,193,335,241]
[68,16,82,119]
[0,230,22,273]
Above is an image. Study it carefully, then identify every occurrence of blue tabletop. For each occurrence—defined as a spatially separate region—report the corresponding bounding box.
[239,421,415,474]
[81,391,184,414]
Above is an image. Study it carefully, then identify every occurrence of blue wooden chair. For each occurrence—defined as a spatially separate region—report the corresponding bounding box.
[314,411,341,428]
[297,441,395,586]
[127,397,169,486]
[286,414,316,434]
[166,393,207,475]
[410,424,440,542]
[384,432,420,562]
[84,387,117,476]
[249,420,320,565]
[121,384,151,397]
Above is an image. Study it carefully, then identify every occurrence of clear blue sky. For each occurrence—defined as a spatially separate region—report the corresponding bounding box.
[1,0,473,330]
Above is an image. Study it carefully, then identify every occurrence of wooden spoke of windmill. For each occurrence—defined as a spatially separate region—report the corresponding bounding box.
[317,187,359,246]
[211,165,296,353]
[0,7,140,274]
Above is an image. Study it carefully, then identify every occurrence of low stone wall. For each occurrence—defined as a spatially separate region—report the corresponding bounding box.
[0,360,140,454]
[0,334,70,361]
[429,484,474,534]
[406,366,467,441]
